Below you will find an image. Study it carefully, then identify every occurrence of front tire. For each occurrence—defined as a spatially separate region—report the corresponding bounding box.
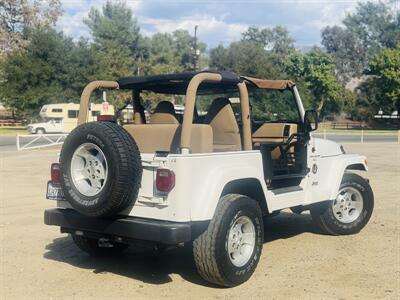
[193,194,263,287]
[311,173,374,235]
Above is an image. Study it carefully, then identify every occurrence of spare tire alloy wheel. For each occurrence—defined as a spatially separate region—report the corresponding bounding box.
[60,121,142,217]
[71,143,108,197]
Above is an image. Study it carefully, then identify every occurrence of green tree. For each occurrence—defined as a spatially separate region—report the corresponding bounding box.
[147,32,179,74]
[210,26,298,120]
[210,40,282,79]
[0,29,97,117]
[356,45,400,117]
[0,0,62,56]
[83,0,144,108]
[285,48,341,116]
[138,30,207,107]
[212,25,297,74]
[84,0,141,79]
[241,25,295,72]
[322,1,399,83]
[209,37,295,120]
[242,25,295,55]
[143,29,206,75]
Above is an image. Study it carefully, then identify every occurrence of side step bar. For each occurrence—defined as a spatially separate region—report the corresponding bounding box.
[271,185,303,195]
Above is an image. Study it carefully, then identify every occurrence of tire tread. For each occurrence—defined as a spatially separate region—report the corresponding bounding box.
[193,194,253,286]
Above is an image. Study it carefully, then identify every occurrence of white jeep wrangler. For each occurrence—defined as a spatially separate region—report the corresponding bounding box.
[45,71,374,287]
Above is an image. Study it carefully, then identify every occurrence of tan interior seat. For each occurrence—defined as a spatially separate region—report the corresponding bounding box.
[252,123,298,159]
[123,124,213,154]
[150,101,179,124]
[204,98,242,152]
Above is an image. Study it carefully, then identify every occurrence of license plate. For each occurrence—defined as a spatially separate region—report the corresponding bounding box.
[46,181,65,200]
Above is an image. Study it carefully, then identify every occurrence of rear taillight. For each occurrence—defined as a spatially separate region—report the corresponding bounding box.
[156,168,175,194]
[97,115,115,122]
[51,163,61,184]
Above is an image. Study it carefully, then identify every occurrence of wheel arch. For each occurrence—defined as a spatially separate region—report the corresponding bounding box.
[327,155,368,200]
[345,163,367,171]
[220,178,269,215]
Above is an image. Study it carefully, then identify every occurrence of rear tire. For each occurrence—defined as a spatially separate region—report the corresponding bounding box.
[311,173,374,235]
[72,235,129,256]
[193,194,263,287]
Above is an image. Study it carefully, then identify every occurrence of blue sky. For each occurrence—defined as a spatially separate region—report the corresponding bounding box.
[57,0,376,48]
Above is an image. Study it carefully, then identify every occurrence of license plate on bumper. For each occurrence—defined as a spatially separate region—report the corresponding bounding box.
[46,181,65,200]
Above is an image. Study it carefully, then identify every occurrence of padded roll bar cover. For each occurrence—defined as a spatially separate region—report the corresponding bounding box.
[180,73,222,150]
[238,82,252,150]
[78,81,119,125]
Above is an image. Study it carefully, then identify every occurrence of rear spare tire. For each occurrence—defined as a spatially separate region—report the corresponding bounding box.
[60,121,142,217]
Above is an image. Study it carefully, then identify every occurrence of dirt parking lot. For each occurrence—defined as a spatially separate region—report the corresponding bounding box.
[0,143,399,299]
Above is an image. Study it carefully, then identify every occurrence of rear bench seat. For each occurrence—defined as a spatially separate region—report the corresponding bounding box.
[123,124,213,154]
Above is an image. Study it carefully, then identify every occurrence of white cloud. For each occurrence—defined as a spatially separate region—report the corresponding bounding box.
[57,10,90,39]
[57,0,145,40]
[56,0,367,46]
[126,0,143,12]
[303,3,353,30]
[57,0,105,39]
[140,14,248,45]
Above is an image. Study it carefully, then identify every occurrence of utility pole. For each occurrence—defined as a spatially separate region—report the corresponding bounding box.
[193,25,198,71]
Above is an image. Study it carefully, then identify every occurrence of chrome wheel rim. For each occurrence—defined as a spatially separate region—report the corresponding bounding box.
[227,215,256,267]
[333,186,363,223]
[71,143,108,197]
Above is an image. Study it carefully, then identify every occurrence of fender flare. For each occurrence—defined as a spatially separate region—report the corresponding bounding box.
[328,154,368,200]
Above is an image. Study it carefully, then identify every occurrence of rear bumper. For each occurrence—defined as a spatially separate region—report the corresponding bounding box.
[44,208,192,244]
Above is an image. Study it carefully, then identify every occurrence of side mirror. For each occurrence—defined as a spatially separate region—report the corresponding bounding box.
[304,110,318,132]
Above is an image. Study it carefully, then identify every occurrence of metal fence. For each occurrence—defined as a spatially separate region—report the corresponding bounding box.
[314,130,400,144]
[16,134,68,151]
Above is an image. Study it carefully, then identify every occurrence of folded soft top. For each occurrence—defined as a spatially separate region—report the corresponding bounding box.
[117,70,294,94]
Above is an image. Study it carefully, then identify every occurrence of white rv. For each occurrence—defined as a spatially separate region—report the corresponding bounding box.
[27,102,114,134]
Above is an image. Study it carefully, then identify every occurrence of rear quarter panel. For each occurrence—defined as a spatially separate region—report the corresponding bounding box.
[127,151,267,222]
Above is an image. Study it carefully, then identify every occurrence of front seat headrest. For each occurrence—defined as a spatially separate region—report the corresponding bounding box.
[150,101,179,124]
[204,97,242,152]
[154,101,176,115]
[204,97,231,124]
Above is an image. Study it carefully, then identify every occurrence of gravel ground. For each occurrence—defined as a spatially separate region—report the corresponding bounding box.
[0,144,399,299]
